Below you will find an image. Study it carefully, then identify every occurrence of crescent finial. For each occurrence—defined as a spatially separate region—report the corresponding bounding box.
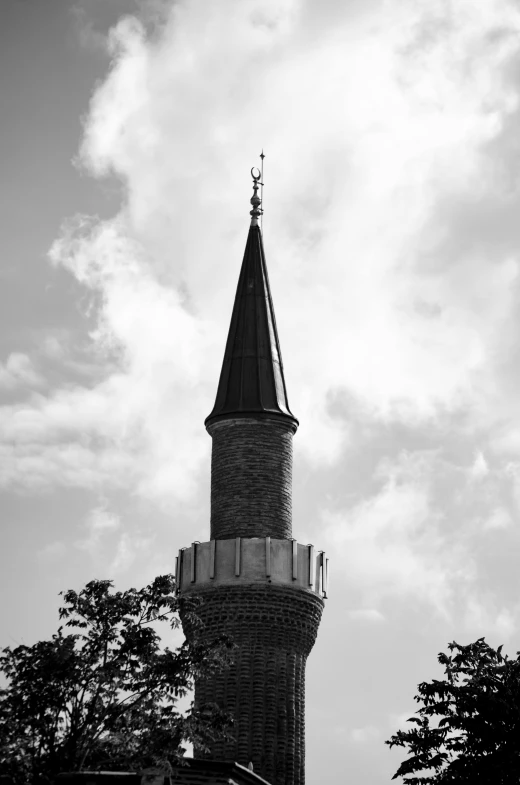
[250,165,263,226]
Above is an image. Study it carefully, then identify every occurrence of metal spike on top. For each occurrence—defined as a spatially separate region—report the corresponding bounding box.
[250,166,263,226]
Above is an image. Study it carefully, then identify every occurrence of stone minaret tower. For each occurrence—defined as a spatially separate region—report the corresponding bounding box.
[177,169,328,785]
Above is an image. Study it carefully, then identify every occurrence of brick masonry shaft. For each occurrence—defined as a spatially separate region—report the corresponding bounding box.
[181,584,324,785]
[207,418,294,540]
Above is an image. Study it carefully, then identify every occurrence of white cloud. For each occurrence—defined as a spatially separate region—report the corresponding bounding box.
[324,455,464,612]
[109,530,155,574]
[469,451,489,480]
[504,463,520,515]
[75,504,155,576]
[0,353,44,391]
[77,504,121,556]
[496,609,516,638]
[348,609,385,623]
[5,5,520,782]
[350,725,380,745]
[322,440,520,621]
[1,0,520,520]
[41,335,66,361]
[388,711,417,732]
[322,447,490,615]
[37,541,67,562]
[464,598,517,640]
[482,506,512,531]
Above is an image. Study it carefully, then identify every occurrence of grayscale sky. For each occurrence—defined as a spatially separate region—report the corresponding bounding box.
[2,0,520,782]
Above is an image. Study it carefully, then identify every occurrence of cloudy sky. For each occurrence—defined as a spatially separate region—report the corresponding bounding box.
[2,0,520,781]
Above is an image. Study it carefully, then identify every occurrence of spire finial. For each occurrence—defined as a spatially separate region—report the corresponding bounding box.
[260,150,265,232]
[250,166,263,226]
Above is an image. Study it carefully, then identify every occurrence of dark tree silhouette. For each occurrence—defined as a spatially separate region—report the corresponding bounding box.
[386,638,520,783]
[0,575,232,785]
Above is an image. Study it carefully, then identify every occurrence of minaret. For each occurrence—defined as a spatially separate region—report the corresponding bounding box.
[177,168,327,785]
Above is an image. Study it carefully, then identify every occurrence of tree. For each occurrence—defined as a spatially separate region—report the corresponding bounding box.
[0,575,232,785]
[386,638,520,784]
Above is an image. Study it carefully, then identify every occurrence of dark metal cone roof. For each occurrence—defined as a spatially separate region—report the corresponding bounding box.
[205,224,298,430]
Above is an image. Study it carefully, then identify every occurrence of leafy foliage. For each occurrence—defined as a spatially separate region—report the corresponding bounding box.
[0,575,232,785]
[386,638,520,784]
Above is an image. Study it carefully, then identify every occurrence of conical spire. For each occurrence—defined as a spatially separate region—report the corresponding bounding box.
[205,169,298,430]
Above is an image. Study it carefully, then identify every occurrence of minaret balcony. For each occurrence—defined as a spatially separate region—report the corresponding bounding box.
[176,537,328,599]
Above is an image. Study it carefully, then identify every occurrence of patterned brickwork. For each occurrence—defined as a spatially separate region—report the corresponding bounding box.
[181,584,324,785]
[208,418,294,540]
